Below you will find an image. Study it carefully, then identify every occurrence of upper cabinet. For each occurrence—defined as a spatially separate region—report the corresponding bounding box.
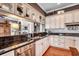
[64,9,79,23]
[54,14,65,29]
[73,10,79,22]
[0,3,45,24]
[0,3,14,13]
[64,12,74,23]
[15,3,25,17]
[59,14,65,28]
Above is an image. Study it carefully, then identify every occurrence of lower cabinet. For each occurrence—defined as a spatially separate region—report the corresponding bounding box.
[35,37,49,56]
[49,35,79,50]
[64,36,77,49]
[1,51,14,56]
[49,35,65,48]
[35,39,43,56]
[42,37,49,55]
[75,37,79,51]
[14,43,35,56]
[48,35,54,46]
[0,37,49,56]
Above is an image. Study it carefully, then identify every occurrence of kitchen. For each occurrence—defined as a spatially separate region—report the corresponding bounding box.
[0,3,79,56]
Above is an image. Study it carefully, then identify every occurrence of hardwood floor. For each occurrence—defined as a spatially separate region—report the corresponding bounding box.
[69,47,79,56]
[43,46,72,56]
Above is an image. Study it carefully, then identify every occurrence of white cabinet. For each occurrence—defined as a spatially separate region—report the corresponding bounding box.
[64,36,75,49]
[45,16,51,29]
[55,16,60,28]
[54,15,65,28]
[64,12,74,23]
[46,14,65,29]
[15,3,25,17]
[53,35,60,47]
[49,35,59,47]
[49,35,55,47]
[57,36,65,48]
[42,37,49,54]
[49,35,79,50]
[59,15,65,28]
[49,35,65,49]
[75,37,79,51]
[1,51,14,56]
[0,3,14,13]
[51,16,56,29]
[35,37,49,56]
[73,11,79,22]
[35,39,43,56]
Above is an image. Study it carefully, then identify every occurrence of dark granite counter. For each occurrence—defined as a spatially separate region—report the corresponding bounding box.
[49,33,79,37]
[0,33,48,55]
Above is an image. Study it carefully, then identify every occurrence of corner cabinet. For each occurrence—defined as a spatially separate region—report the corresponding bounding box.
[35,36,49,56]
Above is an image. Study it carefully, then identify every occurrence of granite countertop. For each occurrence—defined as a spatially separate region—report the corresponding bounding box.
[0,34,26,37]
[0,35,48,55]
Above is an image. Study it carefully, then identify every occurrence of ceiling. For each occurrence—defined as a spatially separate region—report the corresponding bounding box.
[37,3,78,13]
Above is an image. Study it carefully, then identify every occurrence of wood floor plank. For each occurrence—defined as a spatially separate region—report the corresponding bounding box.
[43,46,72,56]
[69,47,79,56]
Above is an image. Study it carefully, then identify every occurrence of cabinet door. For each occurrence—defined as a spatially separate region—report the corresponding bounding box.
[42,37,49,55]
[55,16,60,28]
[64,36,76,49]
[35,40,43,56]
[53,35,59,47]
[46,37,50,48]
[64,13,73,23]
[73,11,79,22]
[50,17,56,29]
[58,36,65,48]
[75,37,79,51]
[46,17,51,29]
[49,35,54,46]
[59,15,65,28]
[0,24,5,35]
[1,51,14,56]
[0,26,4,34]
